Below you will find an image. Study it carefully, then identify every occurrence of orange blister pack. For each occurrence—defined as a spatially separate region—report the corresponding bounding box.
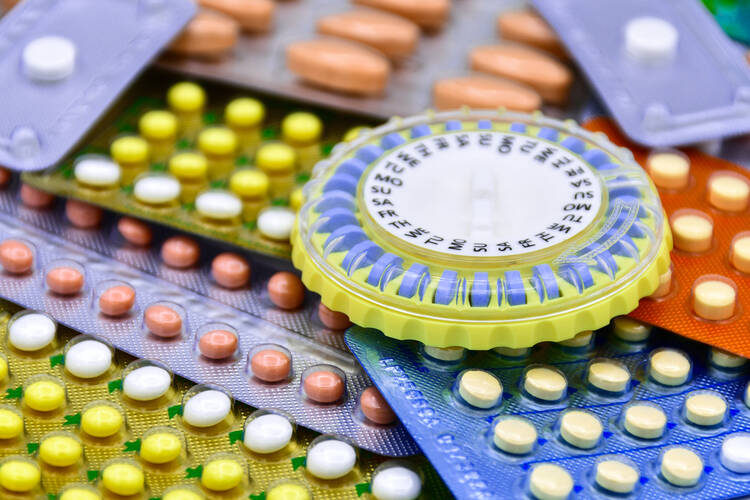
[584,117,750,357]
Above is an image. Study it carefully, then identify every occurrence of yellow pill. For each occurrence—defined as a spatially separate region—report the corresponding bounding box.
[198,127,237,156]
[101,462,144,496]
[25,380,65,412]
[60,487,101,500]
[163,488,204,500]
[290,187,304,211]
[343,126,370,142]
[671,212,713,253]
[0,358,7,383]
[646,151,690,190]
[201,458,243,492]
[140,432,182,464]
[167,82,206,113]
[226,98,265,128]
[0,460,40,492]
[169,152,208,180]
[256,143,296,173]
[267,483,311,500]
[111,136,150,164]
[282,112,322,145]
[230,169,270,197]
[39,435,82,467]
[81,405,123,438]
[0,409,22,439]
[139,111,178,140]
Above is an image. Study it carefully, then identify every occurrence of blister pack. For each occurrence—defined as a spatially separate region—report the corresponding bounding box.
[0,0,195,171]
[0,300,447,499]
[347,321,750,500]
[532,0,750,146]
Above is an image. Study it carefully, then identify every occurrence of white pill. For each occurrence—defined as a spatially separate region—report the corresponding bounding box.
[588,361,630,393]
[595,460,639,494]
[9,313,56,351]
[493,417,537,455]
[721,434,750,473]
[257,207,296,241]
[74,156,121,187]
[65,340,112,378]
[649,349,690,386]
[710,348,747,369]
[660,447,703,487]
[306,439,356,480]
[560,410,602,449]
[195,191,242,220]
[624,17,679,64]
[624,403,666,439]
[524,366,567,401]
[529,463,573,500]
[183,390,231,427]
[123,366,171,401]
[134,175,181,205]
[243,413,293,454]
[684,392,726,426]
[424,345,465,361]
[371,466,422,500]
[23,36,76,82]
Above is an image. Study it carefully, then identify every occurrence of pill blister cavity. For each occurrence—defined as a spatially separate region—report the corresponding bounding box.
[648,348,691,386]
[691,275,737,321]
[305,435,357,480]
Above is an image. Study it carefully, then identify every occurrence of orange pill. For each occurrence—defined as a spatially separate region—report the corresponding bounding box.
[318,303,351,330]
[65,199,103,229]
[198,0,274,32]
[317,10,419,58]
[99,285,136,316]
[432,75,542,112]
[0,240,33,274]
[117,217,152,246]
[0,166,11,187]
[20,184,54,208]
[497,10,568,60]
[161,236,200,269]
[144,305,183,338]
[168,10,239,59]
[250,349,291,382]
[46,266,84,295]
[211,253,250,289]
[199,330,238,359]
[304,370,344,403]
[360,387,396,424]
[353,0,450,30]
[267,272,305,310]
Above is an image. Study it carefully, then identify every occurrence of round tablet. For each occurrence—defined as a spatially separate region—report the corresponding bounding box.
[360,387,396,425]
[196,191,242,220]
[229,169,269,198]
[101,462,144,496]
[685,391,726,426]
[134,175,181,205]
[493,417,537,455]
[371,465,422,500]
[306,439,356,480]
[267,484,310,500]
[143,305,183,338]
[649,349,690,386]
[211,253,250,289]
[708,174,749,212]
[559,410,602,449]
[660,447,702,487]
[711,347,747,369]
[651,267,673,298]
[198,330,238,360]
[0,408,23,439]
[163,489,201,500]
[624,17,679,64]
[318,303,351,330]
[258,207,296,241]
[0,460,40,492]
[123,366,171,401]
[65,199,103,229]
[81,405,123,438]
[140,432,182,464]
[671,212,712,253]
[423,345,465,362]
[558,330,593,348]
[523,366,566,401]
[612,316,651,342]
[46,266,84,295]
[183,390,231,427]
[250,349,291,383]
[23,36,76,81]
[528,463,573,500]
[20,183,54,208]
[0,240,33,274]
[595,459,638,494]
[267,272,305,309]
[731,234,750,274]
[243,413,293,454]
[161,236,200,269]
[65,340,112,378]
[167,82,205,113]
[201,458,243,492]
[646,151,689,189]
[111,136,149,167]
[8,312,55,351]
[98,285,135,316]
[588,361,630,393]
[458,370,502,409]
[282,112,322,145]
[60,487,101,500]
[25,379,65,412]
[117,217,152,246]
[624,403,666,439]
[225,97,265,128]
[492,346,531,358]
[303,369,344,403]
[73,156,121,188]
[39,434,82,467]
[721,433,750,474]
[692,278,736,321]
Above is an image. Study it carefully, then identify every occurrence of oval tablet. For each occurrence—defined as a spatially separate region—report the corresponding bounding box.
[74,156,121,188]
[168,11,239,58]
[721,433,750,474]
[710,347,746,369]
[692,277,736,321]
[306,438,356,480]
[612,316,651,342]
[303,369,344,403]
[39,434,82,467]
[123,366,171,401]
[99,285,136,316]
[646,151,690,190]
[46,265,84,295]
[623,403,666,439]
[497,10,567,59]
[81,404,123,438]
[587,360,630,393]
[183,389,231,427]
[198,0,274,32]
[25,379,65,412]
[353,0,450,30]
[134,175,181,205]
[0,408,22,440]
[20,184,55,209]
[458,370,502,409]
[671,211,713,253]
[250,348,291,383]
[423,345,465,362]
[140,431,182,464]
[731,234,750,274]
[161,236,200,269]
[267,271,305,310]
[0,240,33,274]
[258,207,296,241]
[9,312,56,351]
[65,340,112,379]
[493,417,537,455]
[318,303,352,330]
[360,387,396,425]
[559,410,602,449]
[199,329,238,360]
[196,190,242,220]
[685,391,726,426]
[211,253,250,289]
[660,447,702,487]
[287,38,390,96]
[0,460,40,493]
[649,349,691,386]
[244,413,293,454]
[117,217,152,247]
[65,199,103,229]
[595,459,638,494]
[101,462,144,496]
[317,10,419,58]
[201,458,243,492]
[523,366,566,401]
[144,304,183,338]
[433,75,541,112]
[557,330,592,348]
[371,464,422,500]
[528,463,573,500]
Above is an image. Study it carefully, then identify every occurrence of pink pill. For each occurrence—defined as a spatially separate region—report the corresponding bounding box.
[304,369,344,404]
[117,217,153,246]
[99,285,136,316]
[199,330,238,359]
[267,272,305,310]
[144,305,183,338]
[318,303,351,330]
[360,387,396,424]
[20,184,54,208]
[0,240,33,274]
[211,253,250,289]
[46,266,84,295]
[250,349,291,383]
[161,236,200,269]
[65,199,103,229]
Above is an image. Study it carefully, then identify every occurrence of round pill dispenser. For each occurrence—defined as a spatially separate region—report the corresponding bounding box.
[139,110,178,163]
[621,401,667,440]
[225,98,265,156]
[683,390,727,427]
[593,455,639,495]
[200,453,247,493]
[168,151,209,204]
[7,309,56,354]
[371,461,423,500]
[63,336,114,380]
[73,154,121,191]
[492,415,537,455]
[256,142,297,198]
[229,169,270,223]
[721,433,750,474]
[243,410,295,455]
[305,435,357,480]
[0,239,34,275]
[181,384,232,430]
[292,110,670,349]
[167,82,206,139]
[282,111,323,173]
[527,463,573,500]
[558,409,603,449]
[648,348,692,387]
[248,344,292,383]
[110,135,150,185]
[586,358,631,394]
[455,369,502,409]
[197,126,238,180]
[659,446,703,488]
[195,323,240,362]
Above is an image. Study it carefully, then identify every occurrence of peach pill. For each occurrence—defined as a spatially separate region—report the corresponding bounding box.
[360,387,396,424]
[198,0,274,32]
[199,330,238,359]
[168,11,239,59]
[20,184,54,208]
[99,285,136,316]
[497,10,568,60]
[211,253,250,289]
[46,266,84,295]
[267,272,305,310]
[250,349,291,383]
[304,370,344,403]
[117,217,152,246]
[65,199,103,229]
[353,0,450,30]
[317,10,419,58]
[0,240,33,274]
[144,305,183,338]
[318,303,351,330]
[161,236,200,269]
[433,75,542,112]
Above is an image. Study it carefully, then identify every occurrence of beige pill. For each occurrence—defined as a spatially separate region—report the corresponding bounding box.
[168,11,239,58]
[708,173,749,212]
[353,0,450,30]
[493,417,536,455]
[497,10,567,60]
[649,349,690,386]
[660,447,703,487]
[612,316,651,342]
[650,266,672,299]
[685,392,726,426]
[559,410,602,449]
[198,0,274,32]
[670,212,712,253]
[692,278,736,321]
[646,151,690,189]
[745,383,750,408]
[524,367,566,401]
[710,347,747,369]
[595,460,638,494]
[529,464,573,500]
[287,38,390,96]
[624,404,666,439]
[558,330,592,348]
[470,45,572,104]
[731,234,750,273]
[433,75,541,112]
[423,345,464,361]
[317,10,419,58]
[492,346,530,358]
[588,361,630,393]
[457,370,502,409]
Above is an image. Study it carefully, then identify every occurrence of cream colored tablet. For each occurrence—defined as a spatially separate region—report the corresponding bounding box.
[612,316,651,342]
[74,156,121,188]
[493,417,537,455]
[195,191,242,220]
[492,346,530,358]
[708,174,749,212]
[671,212,712,253]
[731,235,750,274]
[649,349,691,386]
[710,347,746,369]
[595,460,639,494]
[558,330,592,348]
[646,151,689,189]
[692,278,736,321]
[745,383,750,408]
[524,367,566,401]
[624,404,666,439]
[650,267,672,298]
[660,447,703,487]
[529,463,573,500]
[559,410,602,449]
[588,361,630,393]
[423,345,464,362]
[684,392,726,426]
[458,370,502,409]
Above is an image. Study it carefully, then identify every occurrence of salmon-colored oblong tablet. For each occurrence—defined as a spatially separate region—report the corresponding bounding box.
[161,236,200,269]
[497,10,567,60]
[318,303,352,331]
[199,329,238,359]
[65,199,103,229]
[168,11,239,59]
[0,167,11,187]
[354,0,450,30]
[286,38,390,96]
[317,10,419,58]
[303,369,344,404]
[360,387,396,424]
[117,217,152,247]
[99,285,136,316]
[250,349,291,383]
[20,184,55,209]
[0,240,33,274]
[211,253,250,289]
[267,272,305,310]
[198,0,274,32]
[144,304,183,338]
[470,44,573,104]
[46,266,84,295]
[433,75,542,112]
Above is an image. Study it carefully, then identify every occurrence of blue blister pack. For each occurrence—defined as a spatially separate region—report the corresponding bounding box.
[0,0,195,171]
[347,322,750,499]
[531,0,750,147]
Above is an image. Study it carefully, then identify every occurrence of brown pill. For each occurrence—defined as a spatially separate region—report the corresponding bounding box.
[0,167,11,187]
[20,184,54,209]
[250,349,291,383]
[360,387,396,424]
[99,285,136,316]
[144,305,183,338]
[318,303,352,330]
[286,38,390,96]
[211,253,250,289]
[470,44,573,104]
[161,236,200,269]
[1,0,19,10]
[65,199,103,229]
[267,272,305,310]
[198,0,274,32]
[317,10,419,58]
[304,370,344,403]
[353,0,450,30]
[168,10,239,59]
[497,10,567,60]
[433,75,541,112]
[0,240,33,274]
[46,266,84,295]
[117,217,152,247]
[199,329,238,359]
